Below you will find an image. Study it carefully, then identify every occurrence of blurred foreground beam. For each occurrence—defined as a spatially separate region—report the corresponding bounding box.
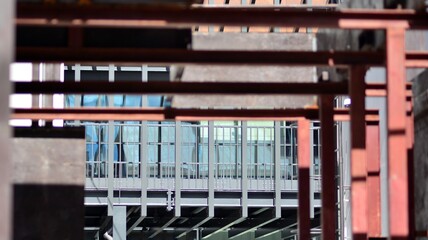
[14,47,425,67]
[14,81,349,95]
[0,0,13,240]
[16,4,428,29]
[319,95,336,239]
[11,108,381,122]
[13,81,413,97]
[15,48,386,66]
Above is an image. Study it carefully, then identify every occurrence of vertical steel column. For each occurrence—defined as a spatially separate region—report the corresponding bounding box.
[386,27,408,239]
[297,118,311,240]
[0,0,13,239]
[73,64,82,125]
[274,121,282,218]
[235,121,239,178]
[240,0,247,32]
[175,121,182,217]
[319,95,336,240]
[208,0,214,32]
[40,64,61,126]
[32,64,40,126]
[140,120,148,217]
[349,65,368,240]
[271,0,281,33]
[367,123,381,237]
[208,121,215,217]
[113,206,127,240]
[107,64,115,216]
[406,100,415,239]
[306,0,312,33]
[241,121,248,218]
[309,123,315,219]
[39,64,51,126]
[272,0,280,32]
[131,65,149,233]
[141,65,148,107]
[140,65,150,220]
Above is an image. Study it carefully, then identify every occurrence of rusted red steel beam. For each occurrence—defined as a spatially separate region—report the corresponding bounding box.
[15,48,386,66]
[14,47,426,66]
[349,65,368,240]
[16,4,428,29]
[11,108,381,122]
[366,82,412,98]
[366,123,381,238]
[386,27,409,239]
[406,60,428,68]
[319,95,336,240]
[406,100,415,239]
[13,81,414,96]
[14,81,349,95]
[366,89,413,99]
[367,82,412,90]
[297,118,311,240]
[13,81,414,100]
[406,52,428,68]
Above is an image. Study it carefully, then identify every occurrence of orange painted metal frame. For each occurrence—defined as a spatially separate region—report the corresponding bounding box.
[386,27,409,239]
[297,118,311,240]
[367,123,381,238]
[350,65,368,240]
[11,108,380,122]
[11,2,423,239]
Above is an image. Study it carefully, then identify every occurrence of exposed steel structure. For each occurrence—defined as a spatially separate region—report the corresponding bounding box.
[10,2,428,239]
[366,122,381,238]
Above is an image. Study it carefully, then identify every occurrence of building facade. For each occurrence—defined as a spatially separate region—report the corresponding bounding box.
[61,64,325,240]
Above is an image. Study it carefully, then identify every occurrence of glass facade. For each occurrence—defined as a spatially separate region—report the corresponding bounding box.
[64,65,321,188]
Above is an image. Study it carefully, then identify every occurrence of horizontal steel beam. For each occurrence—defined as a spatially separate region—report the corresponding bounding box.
[14,81,348,95]
[366,82,413,99]
[229,215,278,239]
[11,107,380,122]
[16,26,191,49]
[15,48,386,66]
[149,217,178,238]
[16,4,428,29]
[176,216,212,239]
[13,81,413,98]
[13,47,425,66]
[405,52,428,68]
[16,5,340,28]
[366,82,412,90]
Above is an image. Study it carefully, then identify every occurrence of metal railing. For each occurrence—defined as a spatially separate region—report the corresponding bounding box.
[74,121,322,191]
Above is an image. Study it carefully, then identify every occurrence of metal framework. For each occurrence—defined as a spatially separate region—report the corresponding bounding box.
[9,2,427,240]
[12,108,381,122]
[15,4,428,29]
[13,81,412,95]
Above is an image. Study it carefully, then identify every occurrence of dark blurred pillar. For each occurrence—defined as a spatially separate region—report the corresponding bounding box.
[0,1,14,240]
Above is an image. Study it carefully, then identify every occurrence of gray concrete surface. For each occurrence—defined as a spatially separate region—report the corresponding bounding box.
[170,33,317,109]
[12,135,85,240]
